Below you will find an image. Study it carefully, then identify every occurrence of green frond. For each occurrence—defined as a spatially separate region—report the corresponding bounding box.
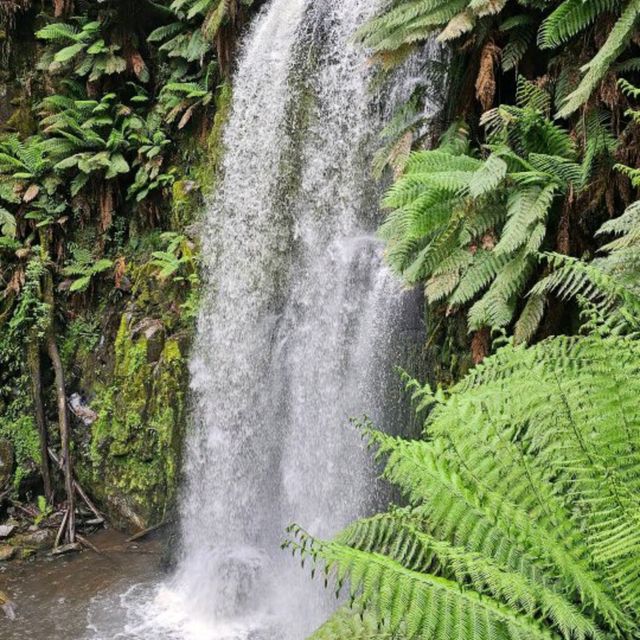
[298,539,560,640]
[513,292,546,343]
[539,0,622,50]
[309,606,389,640]
[468,153,508,197]
[556,0,640,119]
[292,332,640,639]
[500,14,537,72]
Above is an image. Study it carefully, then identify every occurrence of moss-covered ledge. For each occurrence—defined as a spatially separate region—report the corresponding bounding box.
[79,314,189,529]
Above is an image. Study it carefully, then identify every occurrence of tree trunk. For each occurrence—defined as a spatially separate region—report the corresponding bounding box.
[41,258,75,543]
[46,332,75,543]
[26,337,53,503]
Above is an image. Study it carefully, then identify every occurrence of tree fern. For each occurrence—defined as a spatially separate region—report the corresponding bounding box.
[288,330,640,639]
[359,0,638,119]
[379,92,583,332]
[530,198,640,337]
[538,0,622,50]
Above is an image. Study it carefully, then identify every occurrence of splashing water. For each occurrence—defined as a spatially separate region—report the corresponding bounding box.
[86,0,440,638]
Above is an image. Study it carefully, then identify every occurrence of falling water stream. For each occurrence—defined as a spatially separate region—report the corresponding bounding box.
[108,0,429,637]
[6,1,438,639]
[162,2,413,636]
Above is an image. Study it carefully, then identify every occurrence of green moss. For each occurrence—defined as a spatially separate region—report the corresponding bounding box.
[201,81,233,192]
[4,102,37,136]
[60,315,100,370]
[87,315,188,527]
[170,179,201,230]
[0,415,39,489]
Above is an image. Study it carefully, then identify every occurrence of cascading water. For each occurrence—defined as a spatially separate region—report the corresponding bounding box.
[87,1,438,638]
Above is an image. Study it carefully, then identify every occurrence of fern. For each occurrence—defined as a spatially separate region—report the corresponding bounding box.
[556,0,640,118]
[379,98,577,332]
[289,330,640,639]
[531,197,640,337]
[539,0,622,50]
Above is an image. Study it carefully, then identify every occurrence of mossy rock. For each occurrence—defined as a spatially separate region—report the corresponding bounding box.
[0,545,15,562]
[85,314,189,529]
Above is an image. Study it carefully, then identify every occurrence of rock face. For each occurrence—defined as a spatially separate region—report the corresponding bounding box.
[0,440,14,490]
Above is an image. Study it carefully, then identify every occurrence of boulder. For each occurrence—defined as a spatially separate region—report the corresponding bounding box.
[13,528,55,550]
[0,439,14,490]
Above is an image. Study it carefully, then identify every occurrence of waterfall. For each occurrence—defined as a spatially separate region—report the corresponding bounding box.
[92,1,437,638]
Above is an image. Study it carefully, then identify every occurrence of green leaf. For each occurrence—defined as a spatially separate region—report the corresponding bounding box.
[69,275,92,292]
[0,206,16,238]
[54,42,87,63]
[105,153,130,179]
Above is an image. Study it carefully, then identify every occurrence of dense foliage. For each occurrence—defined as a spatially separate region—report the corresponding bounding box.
[365,0,640,357]
[0,0,256,533]
[289,324,640,639]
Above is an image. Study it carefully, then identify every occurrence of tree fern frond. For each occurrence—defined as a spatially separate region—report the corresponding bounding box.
[539,0,622,50]
[291,333,640,638]
[556,0,640,119]
[514,292,546,343]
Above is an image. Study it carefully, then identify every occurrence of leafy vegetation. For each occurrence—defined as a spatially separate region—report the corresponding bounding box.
[289,1,640,638]
[289,314,640,639]
[366,0,640,357]
[0,0,256,531]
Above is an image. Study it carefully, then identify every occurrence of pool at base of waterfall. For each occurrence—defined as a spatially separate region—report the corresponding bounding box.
[0,531,294,640]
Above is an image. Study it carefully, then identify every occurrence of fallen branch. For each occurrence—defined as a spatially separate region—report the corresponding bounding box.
[27,337,53,503]
[8,499,37,518]
[46,330,75,544]
[126,520,168,543]
[76,533,102,556]
[54,509,69,549]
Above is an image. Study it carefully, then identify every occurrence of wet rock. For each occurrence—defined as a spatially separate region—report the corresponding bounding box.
[0,590,15,620]
[0,544,15,561]
[132,317,165,363]
[0,525,16,539]
[50,542,81,556]
[0,439,14,490]
[14,528,54,550]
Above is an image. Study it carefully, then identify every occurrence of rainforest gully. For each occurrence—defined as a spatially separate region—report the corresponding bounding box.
[0,1,639,639]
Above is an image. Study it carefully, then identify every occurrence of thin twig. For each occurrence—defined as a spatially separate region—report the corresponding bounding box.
[126,520,168,543]
[55,509,69,549]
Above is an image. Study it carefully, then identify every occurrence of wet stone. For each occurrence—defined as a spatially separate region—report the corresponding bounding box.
[14,529,54,550]
[0,525,16,539]
[0,544,15,561]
